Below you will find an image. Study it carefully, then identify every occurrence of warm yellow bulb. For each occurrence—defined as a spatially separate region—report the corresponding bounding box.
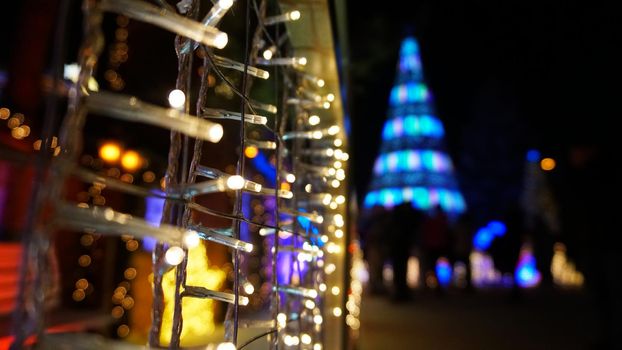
[99,142,122,163]
[244,145,259,158]
[540,157,556,171]
[121,150,142,172]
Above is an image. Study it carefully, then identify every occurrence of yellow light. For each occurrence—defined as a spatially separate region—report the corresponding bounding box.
[319,283,327,292]
[540,157,556,171]
[280,182,291,191]
[121,150,142,171]
[289,10,301,21]
[335,229,344,238]
[301,334,312,345]
[308,115,320,125]
[317,79,325,88]
[326,93,335,102]
[331,286,340,295]
[0,107,10,119]
[313,315,323,325]
[100,142,122,163]
[244,145,259,158]
[332,307,342,317]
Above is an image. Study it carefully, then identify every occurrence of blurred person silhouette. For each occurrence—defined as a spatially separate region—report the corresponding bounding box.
[389,201,424,301]
[489,204,524,301]
[420,204,450,293]
[358,204,391,295]
[449,211,475,291]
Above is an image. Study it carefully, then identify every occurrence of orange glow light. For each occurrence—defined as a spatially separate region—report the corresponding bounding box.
[280,182,291,191]
[540,157,556,171]
[100,142,122,163]
[244,145,259,159]
[121,150,142,172]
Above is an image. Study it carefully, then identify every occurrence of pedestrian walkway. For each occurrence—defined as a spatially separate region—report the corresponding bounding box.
[358,288,598,350]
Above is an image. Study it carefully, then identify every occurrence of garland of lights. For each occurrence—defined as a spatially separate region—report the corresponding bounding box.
[10,0,350,349]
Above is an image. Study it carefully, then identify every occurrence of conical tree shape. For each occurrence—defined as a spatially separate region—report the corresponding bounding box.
[364,36,466,214]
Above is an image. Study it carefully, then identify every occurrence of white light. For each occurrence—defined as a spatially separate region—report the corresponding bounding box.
[168,89,186,109]
[331,179,340,188]
[312,130,323,139]
[326,93,335,102]
[333,307,342,317]
[325,263,336,274]
[313,315,323,325]
[283,335,294,346]
[314,343,323,350]
[183,231,201,249]
[322,194,332,205]
[329,202,338,209]
[297,57,307,66]
[286,173,296,183]
[336,169,346,181]
[316,215,324,224]
[335,229,344,238]
[243,282,254,295]
[307,289,318,299]
[301,334,312,345]
[331,286,340,295]
[262,49,273,60]
[334,138,343,147]
[327,242,340,254]
[319,283,327,292]
[214,32,229,49]
[305,299,315,309]
[317,79,325,88]
[320,235,329,243]
[342,152,350,161]
[334,161,342,169]
[334,149,343,159]
[216,342,236,350]
[308,115,320,125]
[305,184,312,193]
[323,102,330,109]
[328,168,336,176]
[277,313,287,328]
[226,175,245,190]
[165,246,185,266]
[335,195,346,204]
[209,124,224,142]
[292,336,300,346]
[328,125,340,135]
[289,10,301,20]
[325,148,334,157]
[218,0,233,9]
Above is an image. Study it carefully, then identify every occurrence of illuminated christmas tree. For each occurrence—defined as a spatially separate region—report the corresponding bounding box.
[364,36,466,214]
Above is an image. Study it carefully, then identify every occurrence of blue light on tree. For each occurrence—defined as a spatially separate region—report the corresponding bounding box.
[472,220,507,251]
[364,36,466,214]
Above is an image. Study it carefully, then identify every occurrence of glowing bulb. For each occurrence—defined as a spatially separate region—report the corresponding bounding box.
[297,57,307,66]
[216,342,236,350]
[301,334,312,345]
[308,115,320,125]
[262,49,273,60]
[329,202,338,209]
[336,169,346,181]
[307,289,318,299]
[168,89,186,109]
[334,161,342,169]
[325,263,336,274]
[334,138,343,147]
[322,194,332,205]
[286,173,296,183]
[341,152,350,161]
[328,125,340,135]
[243,282,254,295]
[316,216,324,224]
[335,229,344,238]
[165,246,185,266]
[313,315,323,325]
[277,313,287,328]
[314,343,323,350]
[319,283,327,292]
[289,10,301,20]
[317,79,325,87]
[331,179,340,188]
[335,195,346,204]
[183,231,200,248]
[326,148,334,156]
[121,150,142,172]
[305,184,312,192]
[334,149,344,159]
[214,32,229,49]
[227,175,245,190]
[333,307,342,317]
[312,130,323,139]
[244,145,259,158]
[209,124,224,142]
[305,300,316,309]
[99,142,121,163]
[326,93,335,102]
[540,157,556,171]
[323,102,330,109]
[331,286,340,295]
[218,0,233,9]
[320,235,329,243]
[328,168,336,176]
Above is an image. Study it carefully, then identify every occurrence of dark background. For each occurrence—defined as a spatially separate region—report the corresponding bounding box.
[346,0,622,222]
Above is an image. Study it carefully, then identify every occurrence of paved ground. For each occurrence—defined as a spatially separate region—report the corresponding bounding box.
[358,287,600,350]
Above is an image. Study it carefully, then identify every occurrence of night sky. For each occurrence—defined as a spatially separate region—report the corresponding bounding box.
[346,1,622,221]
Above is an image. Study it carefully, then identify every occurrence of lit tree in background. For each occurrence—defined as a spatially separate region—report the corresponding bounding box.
[364,37,466,214]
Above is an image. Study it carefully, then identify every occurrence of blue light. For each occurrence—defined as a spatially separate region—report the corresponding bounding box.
[515,251,541,288]
[473,227,493,251]
[526,149,540,163]
[143,195,165,252]
[435,258,452,287]
[251,151,276,186]
[401,37,419,56]
[487,221,507,236]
